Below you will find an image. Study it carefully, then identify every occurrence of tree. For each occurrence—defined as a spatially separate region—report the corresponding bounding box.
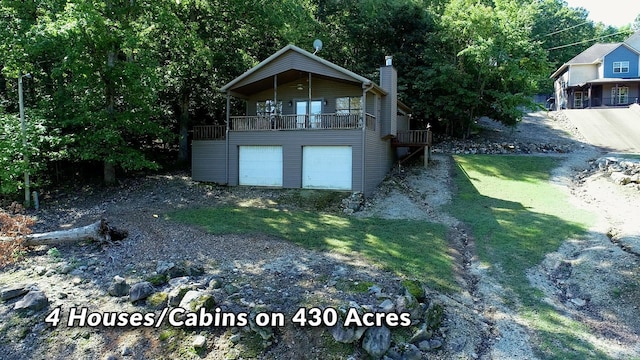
[414,0,547,136]
[32,0,168,185]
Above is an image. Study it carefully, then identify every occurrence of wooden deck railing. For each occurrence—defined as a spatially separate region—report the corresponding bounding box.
[193,113,377,140]
[393,130,433,146]
[193,125,225,140]
[229,113,373,131]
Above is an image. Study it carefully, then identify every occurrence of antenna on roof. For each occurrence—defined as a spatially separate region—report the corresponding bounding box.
[313,39,323,55]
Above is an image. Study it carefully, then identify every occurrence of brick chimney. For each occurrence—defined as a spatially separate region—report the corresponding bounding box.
[380,56,398,136]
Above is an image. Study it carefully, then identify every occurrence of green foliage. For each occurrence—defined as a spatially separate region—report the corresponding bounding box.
[168,207,456,293]
[0,110,64,196]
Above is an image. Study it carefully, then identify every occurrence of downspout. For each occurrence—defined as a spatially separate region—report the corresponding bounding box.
[225,92,230,185]
[361,82,374,194]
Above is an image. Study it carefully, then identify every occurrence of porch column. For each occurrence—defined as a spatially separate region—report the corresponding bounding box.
[588,85,592,109]
[307,72,312,128]
[225,92,231,184]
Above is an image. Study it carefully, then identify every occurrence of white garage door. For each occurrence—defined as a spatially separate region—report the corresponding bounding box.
[302,146,352,190]
[239,146,283,186]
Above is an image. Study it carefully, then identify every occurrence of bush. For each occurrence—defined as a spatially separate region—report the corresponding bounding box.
[0,203,34,266]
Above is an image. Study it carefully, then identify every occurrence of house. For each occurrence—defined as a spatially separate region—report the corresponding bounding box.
[551,31,640,110]
[191,44,429,196]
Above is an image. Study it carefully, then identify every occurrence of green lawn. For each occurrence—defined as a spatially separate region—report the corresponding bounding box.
[449,155,608,359]
[167,207,455,292]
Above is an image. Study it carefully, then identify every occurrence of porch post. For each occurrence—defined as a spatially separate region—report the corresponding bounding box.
[273,74,278,129]
[307,73,312,128]
[361,84,367,194]
[588,85,592,109]
[225,92,230,184]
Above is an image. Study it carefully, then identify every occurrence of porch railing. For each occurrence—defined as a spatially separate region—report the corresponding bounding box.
[193,125,225,140]
[230,113,374,131]
[393,130,433,146]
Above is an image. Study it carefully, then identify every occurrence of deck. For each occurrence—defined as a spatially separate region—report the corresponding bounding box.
[193,113,376,140]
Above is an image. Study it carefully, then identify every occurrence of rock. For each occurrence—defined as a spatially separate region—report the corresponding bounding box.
[192,335,207,349]
[424,302,444,330]
[417,340,431,351]
[362,326,391,358]
[1,284,33,301]
[108,276,130,297]
[178,290,216,312]
[378,299,395,313]
[223,284,240,295]
[156,261,175,275]
[249,315,274,341]
[121,345,133,356]
[229,333,242,344]
[368,285,382,295]
[396,293,422,321]
[35,266,46,276]
[429,339,443,349]
[14,290,48,311]
[409,323,432,343]
[167,276,189,288]
[611,172,631,185]
[208,277,223,289]
[58,263,74,274]
[386,343,422,360]
[167,286,191,307]
[570,298,587,307]
[129,281,155,302]
[330,322,357,343]
[167,264,189,279]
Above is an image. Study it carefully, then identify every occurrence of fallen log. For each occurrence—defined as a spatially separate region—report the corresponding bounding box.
[0,219,128,247]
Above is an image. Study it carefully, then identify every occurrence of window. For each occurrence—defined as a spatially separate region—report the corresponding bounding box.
[335,96,362,114]
[613,61,629,74]
[256,100,282,116]
[611,86,629,104]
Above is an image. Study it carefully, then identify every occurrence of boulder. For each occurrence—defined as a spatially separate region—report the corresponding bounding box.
[362,326,391,358]
[1,284,34,301]
[178,290,216,312]
[108,276,130,297]
[14,290,48,311]
[129,281,154,302]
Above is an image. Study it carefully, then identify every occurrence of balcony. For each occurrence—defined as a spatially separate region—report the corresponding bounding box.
[392,130,433,147]
[193,113,376,140]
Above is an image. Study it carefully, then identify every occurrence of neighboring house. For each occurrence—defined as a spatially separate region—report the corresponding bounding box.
[551,31,640,110]
[191,44,428,196]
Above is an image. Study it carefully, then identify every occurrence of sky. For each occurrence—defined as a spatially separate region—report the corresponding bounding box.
[564,0,640,27]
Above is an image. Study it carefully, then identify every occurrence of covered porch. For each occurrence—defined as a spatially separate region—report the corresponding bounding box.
[570,79,640,108]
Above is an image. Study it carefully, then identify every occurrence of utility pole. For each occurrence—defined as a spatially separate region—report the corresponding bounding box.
[18,72,31,208]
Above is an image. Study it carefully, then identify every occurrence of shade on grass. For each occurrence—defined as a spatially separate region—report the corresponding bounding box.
[168,207,456,292]
[449,155,605,359]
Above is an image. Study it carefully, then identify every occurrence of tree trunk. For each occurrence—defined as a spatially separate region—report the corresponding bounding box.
[178,90,190,163]
[1,220,128,247]
[104,161,117,186]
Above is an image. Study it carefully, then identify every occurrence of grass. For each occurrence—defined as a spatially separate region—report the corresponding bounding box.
[448,155,609,359]
[167,206,455,293]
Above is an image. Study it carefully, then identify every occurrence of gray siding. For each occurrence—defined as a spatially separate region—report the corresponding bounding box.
[192,140,227,183]
[227,130,364,191]
[364,124,395,196]
[395,114,410,158]
[234,52,357,89]
[379,65,398,136]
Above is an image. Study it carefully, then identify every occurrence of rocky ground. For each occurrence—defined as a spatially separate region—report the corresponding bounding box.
[1,111,639,359]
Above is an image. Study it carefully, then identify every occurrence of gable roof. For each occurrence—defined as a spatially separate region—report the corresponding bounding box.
[551,42,640,79]
[220,44,386,96]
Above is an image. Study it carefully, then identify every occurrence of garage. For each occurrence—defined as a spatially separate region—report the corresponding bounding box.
[239,146,283,186]
[302,146,352,190]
